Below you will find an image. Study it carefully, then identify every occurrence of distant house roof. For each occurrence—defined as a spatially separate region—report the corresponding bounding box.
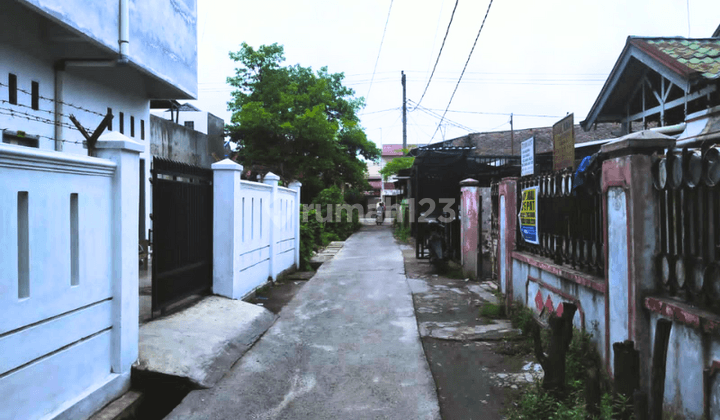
[382,144,417,156]
[581,36,720,130]
[437,123,620,156]
[178,102,202,112]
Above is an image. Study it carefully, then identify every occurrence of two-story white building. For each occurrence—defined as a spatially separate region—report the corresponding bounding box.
[0,1,196,419]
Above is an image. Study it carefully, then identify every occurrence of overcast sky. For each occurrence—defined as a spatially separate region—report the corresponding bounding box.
[190,0,720,149]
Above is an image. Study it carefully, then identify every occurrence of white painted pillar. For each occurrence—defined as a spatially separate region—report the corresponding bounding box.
[289,181,302,270]
[211,158,243,299]
[95,132,143,374]
[264,172,280,280]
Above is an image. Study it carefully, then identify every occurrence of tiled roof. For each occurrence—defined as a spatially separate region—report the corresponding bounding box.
[631,37,720,80]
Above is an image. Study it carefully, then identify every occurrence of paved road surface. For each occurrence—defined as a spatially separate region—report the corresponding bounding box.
[166,225,440,419]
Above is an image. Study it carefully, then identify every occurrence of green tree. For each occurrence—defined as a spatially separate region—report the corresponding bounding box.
[226,43,380,202]
[379,148,415,181]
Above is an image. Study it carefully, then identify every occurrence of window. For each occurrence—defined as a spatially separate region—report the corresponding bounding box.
[184,121,194,130]
[2,130,39,148]
[119,112,124,134]
[141,119,145,140]
[130,116,135,137]
[31,81,39,110]
[108,108,113,131]
[8,73,17,105]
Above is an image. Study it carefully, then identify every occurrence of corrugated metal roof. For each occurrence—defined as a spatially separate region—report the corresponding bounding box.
[631,37,720,80]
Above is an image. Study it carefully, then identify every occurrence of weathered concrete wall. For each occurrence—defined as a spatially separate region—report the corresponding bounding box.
[496,145,720,417]
[207,112,226,159]
[480,187,491,253]
[511,257,607,363]
[607,187,629,372]
[150,114,221,168]
[647,313,716,419]
[460,180,480,279]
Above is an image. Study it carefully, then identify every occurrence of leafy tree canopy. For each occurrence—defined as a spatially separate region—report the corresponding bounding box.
[226,43,381,202]
[379,149,415,181]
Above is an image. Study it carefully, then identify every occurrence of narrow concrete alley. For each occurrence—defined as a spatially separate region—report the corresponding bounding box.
[166,225,441,419]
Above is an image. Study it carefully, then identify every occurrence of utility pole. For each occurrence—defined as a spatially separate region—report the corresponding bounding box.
[402,71,407,149]
[510,113,514,155]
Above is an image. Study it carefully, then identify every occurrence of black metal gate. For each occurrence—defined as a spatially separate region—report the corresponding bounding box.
[151,158,213,313]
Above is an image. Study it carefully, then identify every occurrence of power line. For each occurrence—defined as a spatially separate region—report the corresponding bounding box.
[358,107,401,116]
[414,0,459,110]
[420,108,564,118]
[408,100,476,132]
[365,0,395,104]
[430,0,494,143]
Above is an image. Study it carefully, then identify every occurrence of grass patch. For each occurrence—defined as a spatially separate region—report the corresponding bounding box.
[505,324,628,420]
[393,224,411,242]
[479,302,505,319]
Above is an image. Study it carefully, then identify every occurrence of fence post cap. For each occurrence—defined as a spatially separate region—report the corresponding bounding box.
[459,178,479,186]
[600,130,676,157]
[289,181,302,188]
[212,158,243,171]
[264,172,281,183]
[95,131,144,153]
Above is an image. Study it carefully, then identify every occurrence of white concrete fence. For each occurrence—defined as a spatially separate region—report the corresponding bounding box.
[212,159,301,300]
[0,133,141,420]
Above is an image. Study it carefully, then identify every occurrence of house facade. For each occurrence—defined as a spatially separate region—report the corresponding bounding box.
[0,1,197,419]
[366,144,414,211]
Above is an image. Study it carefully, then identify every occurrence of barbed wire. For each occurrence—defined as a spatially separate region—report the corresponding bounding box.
[0,105,86,133]
[0,113,84,146]
[0,81,106,117]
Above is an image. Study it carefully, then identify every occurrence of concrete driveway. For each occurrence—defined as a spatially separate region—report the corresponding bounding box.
[166,225,440,420]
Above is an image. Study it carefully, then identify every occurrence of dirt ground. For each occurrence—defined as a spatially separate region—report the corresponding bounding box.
[400,240,541,420]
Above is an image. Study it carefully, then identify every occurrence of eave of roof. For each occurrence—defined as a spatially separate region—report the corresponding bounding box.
[582,36,720,131]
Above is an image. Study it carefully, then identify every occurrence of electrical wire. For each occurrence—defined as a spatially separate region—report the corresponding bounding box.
[358,107,401,116]
[365,0,395,105]
[420,108,564,119]
[430,0,494,143]
[408,100,476,132]
[413,0,459,110]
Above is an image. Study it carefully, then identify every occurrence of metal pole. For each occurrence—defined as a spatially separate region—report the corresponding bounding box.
[510,113,514,155]
[402,71,407,149]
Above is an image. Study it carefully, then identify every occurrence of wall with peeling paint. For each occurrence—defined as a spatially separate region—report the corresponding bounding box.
[496,148,720,418]
[460,182,480,279]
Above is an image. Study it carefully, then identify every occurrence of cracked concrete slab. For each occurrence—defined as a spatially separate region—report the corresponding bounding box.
[134,296,277,389]
[166,227,440,420]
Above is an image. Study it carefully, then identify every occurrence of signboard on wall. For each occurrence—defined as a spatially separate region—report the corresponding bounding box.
[553,113,575,171]
[521,137,535,177]
[518,185,539,245]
